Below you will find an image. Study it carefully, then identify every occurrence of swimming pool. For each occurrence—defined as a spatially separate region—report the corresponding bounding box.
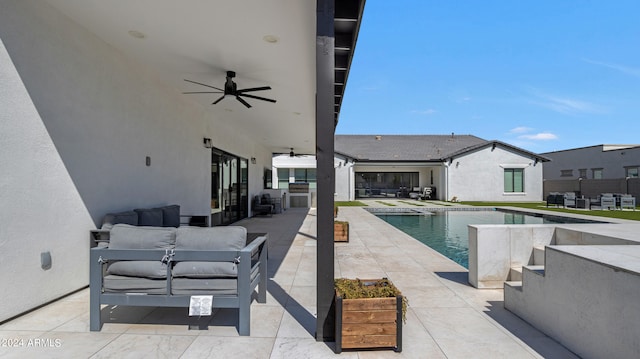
[374,209,603,268]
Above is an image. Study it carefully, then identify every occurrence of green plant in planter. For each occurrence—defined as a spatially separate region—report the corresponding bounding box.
[334,278,408,322]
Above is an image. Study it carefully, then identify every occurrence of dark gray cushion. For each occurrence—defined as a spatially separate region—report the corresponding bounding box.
[159,205,180,227]
[101,211,138,230]
[134,208,164,226]
[172,226,246,278]
[106,224,176,279]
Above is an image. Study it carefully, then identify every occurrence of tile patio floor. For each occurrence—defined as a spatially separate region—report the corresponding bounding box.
[0,205,579,358]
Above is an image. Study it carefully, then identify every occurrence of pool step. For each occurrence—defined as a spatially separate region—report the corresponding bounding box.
[504,281,523,292]
[533,245,546,265]
[510,266,523,281]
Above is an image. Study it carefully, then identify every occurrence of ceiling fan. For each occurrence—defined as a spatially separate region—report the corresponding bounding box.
[183,71,276,108]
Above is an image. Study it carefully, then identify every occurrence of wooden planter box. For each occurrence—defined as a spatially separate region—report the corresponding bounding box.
[334,221,349,242]
[334,293,403,353]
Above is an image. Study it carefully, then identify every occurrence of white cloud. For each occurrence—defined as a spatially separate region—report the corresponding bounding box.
[509,126,533,134]
[411,109,437,115]
[583,58,640,78]
[518,132,558,140]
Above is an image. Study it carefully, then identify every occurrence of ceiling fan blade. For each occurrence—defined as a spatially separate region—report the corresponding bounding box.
[212,95,226,105]
[182,91,223,94]
[235,96,252,108]
[240,93,277,103]
[237,86,271,93]
[184,79,224,91]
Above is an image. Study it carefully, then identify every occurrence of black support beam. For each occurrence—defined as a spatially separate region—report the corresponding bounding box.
[316,0,336,342]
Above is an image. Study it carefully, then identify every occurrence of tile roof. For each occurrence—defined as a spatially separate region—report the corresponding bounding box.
[335,134,489,161]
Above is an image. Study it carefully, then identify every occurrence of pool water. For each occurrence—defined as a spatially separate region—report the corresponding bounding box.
[376,209,601,268]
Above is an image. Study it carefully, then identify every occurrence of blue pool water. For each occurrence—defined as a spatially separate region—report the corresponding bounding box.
[376,209,602,268]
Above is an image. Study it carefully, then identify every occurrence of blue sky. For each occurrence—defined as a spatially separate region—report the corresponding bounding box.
[337,1,640,154]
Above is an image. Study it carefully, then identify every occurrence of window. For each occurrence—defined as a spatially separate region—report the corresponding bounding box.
[625,167,639,178]
[578,169,587,179]
[264,168,272,189]
[277,168,289,189]
[504,168,524,192]
[592,168,603,179]
[294,168,317,188]
[560,169,573,177]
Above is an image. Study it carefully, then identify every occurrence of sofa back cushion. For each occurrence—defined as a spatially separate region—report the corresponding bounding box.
[109,224,176,249]
[134,208,164,227]
[101,211,138,230]
[175,226,246,250]
[159,205,180,227]
[106,224,177,279]
[172,226,247,278]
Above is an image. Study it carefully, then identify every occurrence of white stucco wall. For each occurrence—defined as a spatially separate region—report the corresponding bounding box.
[334,156,354,201]
[446,146,543,202]
[0,1,269,321]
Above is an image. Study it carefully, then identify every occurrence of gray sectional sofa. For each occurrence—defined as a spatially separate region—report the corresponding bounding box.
[89,206,267,335]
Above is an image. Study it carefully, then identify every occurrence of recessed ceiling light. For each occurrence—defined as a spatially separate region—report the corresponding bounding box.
[263,35,279,43]
[128,30,146,39]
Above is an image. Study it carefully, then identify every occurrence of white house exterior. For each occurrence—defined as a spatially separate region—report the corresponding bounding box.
[274,135,547,203]
[0,0,365,332]
[334,135,548,202]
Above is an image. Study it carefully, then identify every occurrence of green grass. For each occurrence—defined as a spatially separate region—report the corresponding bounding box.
[461,202,640,221]
[335,201,368,207]
[375,201,397,207]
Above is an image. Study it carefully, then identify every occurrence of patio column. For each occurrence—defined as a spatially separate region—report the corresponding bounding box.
[316,0,336,342]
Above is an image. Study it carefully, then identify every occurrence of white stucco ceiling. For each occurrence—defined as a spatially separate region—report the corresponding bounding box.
[44,0,319,154]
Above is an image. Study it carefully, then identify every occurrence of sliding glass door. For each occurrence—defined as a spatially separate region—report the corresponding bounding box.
[211,149,248,225]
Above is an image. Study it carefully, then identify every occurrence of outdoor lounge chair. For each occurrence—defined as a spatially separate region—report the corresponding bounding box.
[546,192,564,207]
[409,187,421,199]
[620,194,636,210]
[252,196,272,216]
[600,193,616,210]
[419,187,433,200]
[563,192,576,208]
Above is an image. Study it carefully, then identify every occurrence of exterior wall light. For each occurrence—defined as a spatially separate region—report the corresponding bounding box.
[203,138,212,148]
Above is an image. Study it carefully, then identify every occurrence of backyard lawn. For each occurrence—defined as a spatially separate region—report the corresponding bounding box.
[461,202,640,221]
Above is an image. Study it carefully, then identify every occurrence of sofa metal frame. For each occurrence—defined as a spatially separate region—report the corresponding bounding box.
[89,234,268,335]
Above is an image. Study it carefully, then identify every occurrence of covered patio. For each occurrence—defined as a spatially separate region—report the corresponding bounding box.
[0,208,577,358]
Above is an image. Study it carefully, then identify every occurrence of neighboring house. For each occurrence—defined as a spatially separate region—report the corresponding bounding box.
[542,145,640,180]
[273,135,549,203]
[335,135,548,202]
[541,145,640,198]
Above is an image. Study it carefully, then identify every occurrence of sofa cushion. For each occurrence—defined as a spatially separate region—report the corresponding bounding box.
[159,205,180,228]
[103,275,167,294]
[107,261,169,279]
[172,226,247,278]
[109,224,176,249]
[106,224,177,279]
[134,208,164,227]
[101,211,138,230]
[175,226,246,250]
